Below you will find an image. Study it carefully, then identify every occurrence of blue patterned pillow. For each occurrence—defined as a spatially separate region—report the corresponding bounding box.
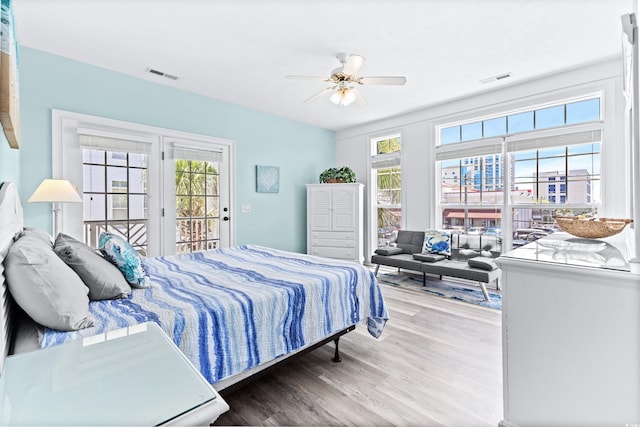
[422,229,452,256]
[98,232,150,288]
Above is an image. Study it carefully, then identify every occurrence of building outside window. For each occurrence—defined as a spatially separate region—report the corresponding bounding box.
[437,96,602,250]
[371,135,401,245]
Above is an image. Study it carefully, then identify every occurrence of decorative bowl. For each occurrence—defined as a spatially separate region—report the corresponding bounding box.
[554,216,633,239]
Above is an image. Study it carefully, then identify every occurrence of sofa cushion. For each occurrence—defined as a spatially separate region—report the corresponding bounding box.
[468,257,499,271]
[413,253,446,263]
[375,247,403,256]
[371,253,422,271]
[421,259,501,283]
[395,231,426,254]
[422,229,451,256]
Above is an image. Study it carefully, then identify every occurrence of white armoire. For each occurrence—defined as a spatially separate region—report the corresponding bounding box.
[306,183,364,263]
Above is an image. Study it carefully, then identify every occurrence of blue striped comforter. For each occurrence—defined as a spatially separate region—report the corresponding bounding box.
[41,245,388,383]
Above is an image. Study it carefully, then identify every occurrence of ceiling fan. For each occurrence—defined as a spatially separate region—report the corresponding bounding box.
[286,53,407,107]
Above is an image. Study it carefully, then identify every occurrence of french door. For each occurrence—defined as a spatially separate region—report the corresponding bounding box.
[162,138,231,254]
[54,109,234,257]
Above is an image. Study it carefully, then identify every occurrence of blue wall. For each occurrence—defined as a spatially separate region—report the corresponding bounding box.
[18,47,335,252]
[0,130,20,187]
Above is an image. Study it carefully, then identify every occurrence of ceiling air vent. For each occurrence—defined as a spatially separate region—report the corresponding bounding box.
[480,72,512,84]
[146,68,179,81]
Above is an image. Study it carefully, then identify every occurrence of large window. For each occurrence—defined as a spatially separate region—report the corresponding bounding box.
[372,135,401,245]
[437,96,602,250]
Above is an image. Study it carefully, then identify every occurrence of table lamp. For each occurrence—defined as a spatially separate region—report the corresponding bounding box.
[28,179,82,237]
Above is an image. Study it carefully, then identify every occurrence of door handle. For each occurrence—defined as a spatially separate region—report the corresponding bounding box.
[223,216,229,221]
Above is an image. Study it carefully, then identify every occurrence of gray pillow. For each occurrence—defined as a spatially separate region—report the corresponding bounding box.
[5,235,94,331]
[374,247,403,256]
[412,253,445,262]
[54,233,131,300]
[468,257,498,271]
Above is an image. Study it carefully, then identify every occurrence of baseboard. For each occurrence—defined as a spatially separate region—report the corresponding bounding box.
[499,420,518,427]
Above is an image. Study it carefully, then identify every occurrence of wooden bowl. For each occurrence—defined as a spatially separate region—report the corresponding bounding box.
[554,216,633,239]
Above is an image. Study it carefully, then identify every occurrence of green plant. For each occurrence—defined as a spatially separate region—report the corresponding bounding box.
[319,166,356,183]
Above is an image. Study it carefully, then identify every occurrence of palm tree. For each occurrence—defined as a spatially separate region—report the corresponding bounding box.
[375,137,402,233]
[175,160,219,251]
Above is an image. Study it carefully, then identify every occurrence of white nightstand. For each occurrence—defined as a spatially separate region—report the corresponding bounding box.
[0,322,229,426]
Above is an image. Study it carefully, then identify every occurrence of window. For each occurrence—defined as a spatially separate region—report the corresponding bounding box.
[81,137,150,255]
[440,97,600,145]
[371,135,401,244]
[437,96,602,250]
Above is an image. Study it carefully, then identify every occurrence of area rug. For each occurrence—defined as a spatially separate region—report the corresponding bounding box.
[376,271,502,310]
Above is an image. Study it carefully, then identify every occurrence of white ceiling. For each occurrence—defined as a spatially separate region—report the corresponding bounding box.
[13,0,633,132]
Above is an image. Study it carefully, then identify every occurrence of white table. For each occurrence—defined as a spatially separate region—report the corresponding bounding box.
[0,322,229,426]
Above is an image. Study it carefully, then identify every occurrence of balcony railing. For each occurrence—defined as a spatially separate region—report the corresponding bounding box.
[84,219,148,256]
[85,218,220,256]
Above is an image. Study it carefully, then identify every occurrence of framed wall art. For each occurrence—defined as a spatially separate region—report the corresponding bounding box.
[256,165,280,193]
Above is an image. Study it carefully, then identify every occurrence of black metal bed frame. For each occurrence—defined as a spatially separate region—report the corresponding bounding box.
[217,324,356,397]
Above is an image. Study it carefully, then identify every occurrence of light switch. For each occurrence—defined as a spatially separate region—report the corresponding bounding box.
[241,204,251,213]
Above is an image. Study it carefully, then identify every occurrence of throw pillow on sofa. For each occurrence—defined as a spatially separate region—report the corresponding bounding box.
[422,229,451,256]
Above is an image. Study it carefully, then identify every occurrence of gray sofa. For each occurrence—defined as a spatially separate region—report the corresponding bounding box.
[371,230,502,300]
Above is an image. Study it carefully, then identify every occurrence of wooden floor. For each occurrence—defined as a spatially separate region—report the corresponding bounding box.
[215,278,503,426]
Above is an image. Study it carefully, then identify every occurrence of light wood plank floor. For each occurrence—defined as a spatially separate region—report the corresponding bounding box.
[215,276,503,426]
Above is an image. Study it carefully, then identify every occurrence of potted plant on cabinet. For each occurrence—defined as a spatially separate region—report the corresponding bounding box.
[319,166,356,183]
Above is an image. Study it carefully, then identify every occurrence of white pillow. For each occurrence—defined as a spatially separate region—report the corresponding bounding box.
[5,235,94,331]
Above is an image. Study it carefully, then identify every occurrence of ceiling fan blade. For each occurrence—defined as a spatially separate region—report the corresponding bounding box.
[352,87,367,107]
[342,54,365,75]
[286,75,329,81]
[358,76,407,85]
[304,86,335,104]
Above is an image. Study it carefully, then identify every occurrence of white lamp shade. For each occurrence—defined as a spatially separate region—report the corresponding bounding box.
[28,179,82,203]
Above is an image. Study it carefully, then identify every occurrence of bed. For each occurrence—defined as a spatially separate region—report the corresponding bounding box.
[0,181,388,394]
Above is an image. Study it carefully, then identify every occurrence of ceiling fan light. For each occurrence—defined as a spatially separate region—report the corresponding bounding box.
[330,90,342,105]
[330,88,356,107]
[342,89,356,105]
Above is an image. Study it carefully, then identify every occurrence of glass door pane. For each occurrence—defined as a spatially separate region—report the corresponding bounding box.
[174,159,221,253]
